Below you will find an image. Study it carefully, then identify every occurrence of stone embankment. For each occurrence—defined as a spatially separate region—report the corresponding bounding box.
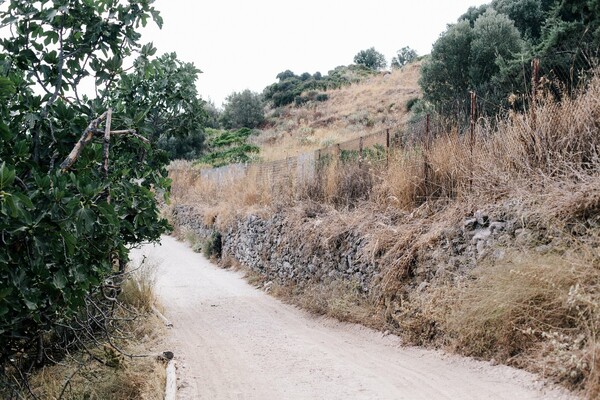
[173,205,379,292]
[172,204,533,296]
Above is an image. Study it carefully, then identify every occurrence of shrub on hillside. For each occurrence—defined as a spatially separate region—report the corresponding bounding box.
[202,231,222,259]
[391,47,418,69]
[221,90,265,129]
[198,128,260,167]
[353,47,387,70]
[263,65,373,108]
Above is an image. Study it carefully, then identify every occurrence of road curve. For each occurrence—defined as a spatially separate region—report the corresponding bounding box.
[131,236,575,400]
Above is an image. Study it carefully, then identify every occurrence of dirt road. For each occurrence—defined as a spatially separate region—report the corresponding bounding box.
[132,236,575,400]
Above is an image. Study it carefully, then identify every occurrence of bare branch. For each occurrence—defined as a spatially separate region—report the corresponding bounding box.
[59,112,108,171]
[57,362,85,400]
[91,128,150,144]
[103,109,113,180]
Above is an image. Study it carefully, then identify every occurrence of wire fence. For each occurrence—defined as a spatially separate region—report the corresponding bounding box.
[181,57,596,188]
[195,128,393,187]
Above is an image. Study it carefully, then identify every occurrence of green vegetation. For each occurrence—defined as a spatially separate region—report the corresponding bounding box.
[202,231,222,259]
[221,89,265,129]
[0,0,171,390]
[420,9,523,117]
[115,52,207,160]
[391,46,418,69]
[420,0,600,118]
[353,47,387,70]
[263,65,375,107]
[198,128,260,167]
[205,99,222,129]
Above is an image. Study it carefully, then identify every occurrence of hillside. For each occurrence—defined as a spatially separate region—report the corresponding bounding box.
[169,63,600,398]
[252,62,421,161]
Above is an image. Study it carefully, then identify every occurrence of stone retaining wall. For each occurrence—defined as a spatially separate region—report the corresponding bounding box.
[172,205,379,292]
[173,204,534,296]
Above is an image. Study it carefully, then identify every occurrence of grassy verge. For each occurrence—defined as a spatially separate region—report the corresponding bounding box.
[6,259,167,400]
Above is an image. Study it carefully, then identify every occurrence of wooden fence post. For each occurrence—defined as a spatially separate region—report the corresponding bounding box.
[386,128,390,168]
[531,58,540,129]
[359,136,364,167]
[423,115,430,200]
[469,91,477,191]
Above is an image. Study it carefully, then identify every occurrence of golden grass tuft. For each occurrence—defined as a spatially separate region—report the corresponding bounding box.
[448,247,599,393]
[271,279,385,329]
[27,347,166,400]
[120,258,159,313]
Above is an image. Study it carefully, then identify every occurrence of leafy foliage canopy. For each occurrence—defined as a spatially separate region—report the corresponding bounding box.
[0,0,171,361]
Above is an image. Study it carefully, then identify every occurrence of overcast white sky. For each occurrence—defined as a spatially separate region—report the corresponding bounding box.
[141,0,489,106]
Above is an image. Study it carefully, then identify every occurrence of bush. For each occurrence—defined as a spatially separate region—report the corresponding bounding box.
[406,97,420,111]
[198,128,260,167]
[0,0,170,371]
[263,66,370,108]
[157,129,205,160]
[202,231,222,259]
[220,90,265,129]
[294,96,309,106]
[391,46,418,69]
[353,47,387,70]
[315,93,329,102]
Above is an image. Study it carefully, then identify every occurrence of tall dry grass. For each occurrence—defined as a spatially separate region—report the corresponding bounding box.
[175,67,599,213]
[12,258,167,400]
[443,234,599,395]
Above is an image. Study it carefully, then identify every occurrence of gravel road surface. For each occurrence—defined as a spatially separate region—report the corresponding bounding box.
[131,236,576,400]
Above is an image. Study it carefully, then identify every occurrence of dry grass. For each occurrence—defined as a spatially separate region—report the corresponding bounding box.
[447,244,599,395]
[16,258,167,400]
[26,340,166,400]
[270,279,385,329]
[120,259,159,313]
[173,66,600,215]
[255,62,421,161]
[168,161,273,230]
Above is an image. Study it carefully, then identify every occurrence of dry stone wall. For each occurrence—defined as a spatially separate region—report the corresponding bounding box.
[172,205,379,292]
[172,204,538,296]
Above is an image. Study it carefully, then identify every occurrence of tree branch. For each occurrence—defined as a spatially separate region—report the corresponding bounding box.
[91,129,150,144]
[103,109,112,180]
[59,112,108,171]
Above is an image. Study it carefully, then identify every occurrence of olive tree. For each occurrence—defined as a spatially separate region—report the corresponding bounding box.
[420,9,524,118]
[419,20,474,117]
[220,89,265,129]
[391,46,418,69]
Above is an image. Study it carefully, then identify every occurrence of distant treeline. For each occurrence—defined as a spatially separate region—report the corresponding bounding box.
[263,64,376,107]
